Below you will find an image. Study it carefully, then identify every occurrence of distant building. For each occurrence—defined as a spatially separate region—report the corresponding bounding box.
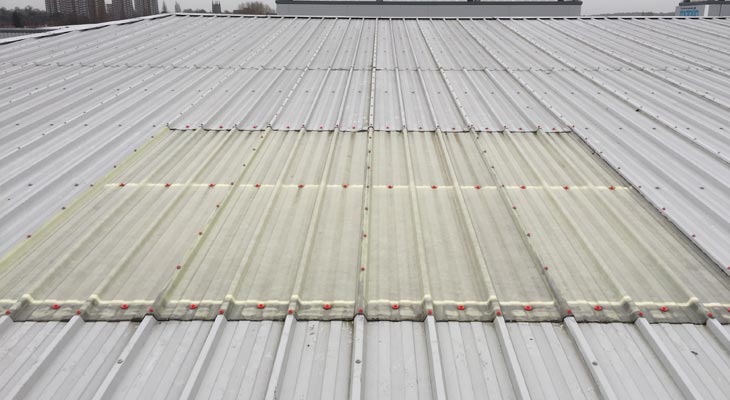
[276,0,582,17]
[46,0,90,17]
[676,1,730,16]
[95,0,107,20]
[212,0,222,13]
[45,0,60,14]
[134,0,159,15]
[112,0,134,19]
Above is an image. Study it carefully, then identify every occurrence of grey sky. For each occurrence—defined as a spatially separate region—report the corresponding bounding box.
[0,0,679,15]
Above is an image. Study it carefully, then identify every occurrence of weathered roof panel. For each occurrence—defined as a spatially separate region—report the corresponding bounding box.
[1,316,728,399]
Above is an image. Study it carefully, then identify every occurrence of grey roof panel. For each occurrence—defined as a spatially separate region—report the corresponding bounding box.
[1,316,728,400]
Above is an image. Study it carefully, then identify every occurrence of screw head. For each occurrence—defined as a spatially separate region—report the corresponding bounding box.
[660,306,668,312]
[148,307,154,313]
[392,303,399,310]
[495,310,502,316]
[257,303,265,309]
[387,184,393,189]
[457,304,465,311]
[474,185,481,189]
[323,303,332,310]
[524,305,533,311]
[120,304,129,310]
[52,304,60,310]
[342,183,348,188]
[594,305,603,311]
[219,309,225,315]
[520,185,526,189]
[189,304,198,310]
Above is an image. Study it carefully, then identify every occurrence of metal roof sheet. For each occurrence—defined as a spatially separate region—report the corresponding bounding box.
[1,16,729,276]
[1,315,728,399]
[1,14,730,398]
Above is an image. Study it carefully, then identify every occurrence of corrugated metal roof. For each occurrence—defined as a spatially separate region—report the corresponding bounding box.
[1,315,728,399]
[1,15,729,276]
[1,14,729,399]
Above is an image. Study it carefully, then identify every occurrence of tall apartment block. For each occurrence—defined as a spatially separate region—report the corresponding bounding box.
[134,0,159,16]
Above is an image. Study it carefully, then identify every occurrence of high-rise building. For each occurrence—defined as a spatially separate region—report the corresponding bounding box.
[95,0,107,20]
[47,0,94,18]
[134,0,159,16]
[211,0,221,13]
[45,0,60,14]
[112,0,134,19]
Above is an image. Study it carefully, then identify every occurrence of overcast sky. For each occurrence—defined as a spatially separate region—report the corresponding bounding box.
[0,0,679,15]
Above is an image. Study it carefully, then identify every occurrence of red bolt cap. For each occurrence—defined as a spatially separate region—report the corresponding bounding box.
[189,304,198,310]
[4,310,10,315]
[496,310,502,316]
[660,306,668,312]
[148,307,154,313]
[609,185,615,190]
[638,311,644,317]
[392,303,400,310]
[219,309,225,315]
[219,125,223,129]
[707,312,714,318]
[323,303,332,310]
[427,309,433,315]
[176,264,181,270]
[566,309,573,315]
[209,183,216,188]
[165,183,171,187]
[524,305,533,311]
[594,305,603,311]
[186,124,190,129]
[342,183,348,188]
[474,185,481,189]
[520,185,526,189]
[76,309,81,315]
[298,184,304,188]
[121,304,129,310]
[387,184,393,189]
[287,309,294,314]
[544,266,549,270]
[255,183,261,188]
[563,185,569,190]
[457,304,465,311]
[119,182,126,187]
[360,266,366,271]
[253,125,257,129]
[52,304,60,310]
[257,303,265,309]
[431,185,438,189]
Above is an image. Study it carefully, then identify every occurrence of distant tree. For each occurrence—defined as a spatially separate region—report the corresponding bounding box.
[234,1,274,14]
[162,1,168,12]
[12,9,23,27]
